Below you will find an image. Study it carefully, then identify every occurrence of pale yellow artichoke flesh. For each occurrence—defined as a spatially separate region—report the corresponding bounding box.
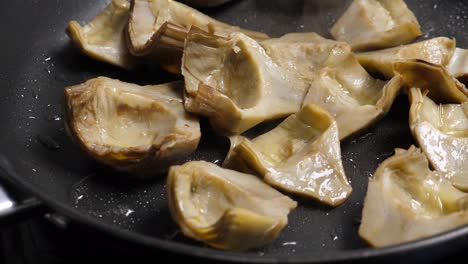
[447,47,468,86]
[167,161,297,250]
[260,33,351,83]
[224,104,352,206]
[409,88,468,191]
[64,77,200,176]
[359,146,468,247]
[394,60,468,103]
[182,29,309,134]
[302,44,402,139]
[67,0,139,70]
[357,37,455,79]
[330,0,421,51]
[127,0,268,73]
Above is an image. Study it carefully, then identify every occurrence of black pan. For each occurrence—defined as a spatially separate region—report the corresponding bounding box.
[1,0,468,262]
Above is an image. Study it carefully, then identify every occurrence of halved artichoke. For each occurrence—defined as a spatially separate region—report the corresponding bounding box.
[260,33,351,83]
[223,104,352,206]
[330,0,422,51]
[182,29,309,134]
[64,77,200,176]
[394,60,468,103]
[356,37,455,79]
[302,45,403,140]
[359,146,468,247]
[127,0,268,73]
[167,161,297,250]
[409,88,468,191]
[67,0,139,70]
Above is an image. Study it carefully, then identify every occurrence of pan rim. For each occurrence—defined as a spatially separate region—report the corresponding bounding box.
[2,167,468,263]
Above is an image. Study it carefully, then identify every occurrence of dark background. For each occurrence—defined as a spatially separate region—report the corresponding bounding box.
[1,0,468,263]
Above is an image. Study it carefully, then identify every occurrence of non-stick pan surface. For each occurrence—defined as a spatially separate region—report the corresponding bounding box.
[1,0,468,262]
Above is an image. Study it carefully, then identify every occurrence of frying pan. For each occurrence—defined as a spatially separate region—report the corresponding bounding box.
[1,0,468,262]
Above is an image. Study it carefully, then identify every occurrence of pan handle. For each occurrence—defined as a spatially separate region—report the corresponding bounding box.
[0,182,47,226]
[0,154,48,226]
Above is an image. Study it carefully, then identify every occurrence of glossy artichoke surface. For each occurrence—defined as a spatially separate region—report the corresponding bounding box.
[64,77,200,176]
[224,104,352,206]
[357,37,455,79]
[394,60,468,103]
[409,88,468,191]
[331,0,421,51]
[67,0,139,70]
[359,146,468,247]
[126,0,268,73]
[182,29,308,134]
[302,43,402,139]
[167,161,297,250]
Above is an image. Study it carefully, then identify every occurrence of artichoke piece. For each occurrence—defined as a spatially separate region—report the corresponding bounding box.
[127,0,268,73]
[67,0,138,70]
[357,37,455,79]
[394,60,468,103]
[447,48,468,86]
[64,77,200,176]
[302,45,402,140]
[409,88,468,191]
[330,0,421,51]
[182,29,308,134]
[224,104,352,206]
[167,161,297,250]
[261,33,351,83]
[359,146,468,247]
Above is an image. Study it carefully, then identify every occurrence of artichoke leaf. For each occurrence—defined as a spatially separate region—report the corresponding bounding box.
[356,37,455,79]
[359,146,468,247]
[303,45,403,139]
[127,0,268,73]
[224,104,352,206]
[67,0,139,70]
[330,0,421,51]
[394,60,468,103]
[260,33,351,83]
[182,29,308,134]
[64,77,200,176]
[409,88,468,191]
[447,47,468,87]
[167,161,297,251]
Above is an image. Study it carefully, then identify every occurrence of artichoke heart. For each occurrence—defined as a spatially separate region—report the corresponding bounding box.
[182,29,309,134]
[409,88,468,191]
[167,161,297,250]
[394,60,468,103]
[330,0,421,51]
[302,45,402,140]
[359,146,468,247]
[64,77,200,176]
[224,104,352,206]
[67,0,138,70]
[357,37,455,79]
[127,0,268,73]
